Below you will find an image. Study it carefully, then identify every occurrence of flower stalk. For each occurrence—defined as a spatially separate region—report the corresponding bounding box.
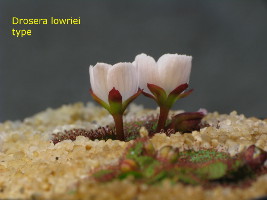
[112,114,124,141]
[157,105,171,132]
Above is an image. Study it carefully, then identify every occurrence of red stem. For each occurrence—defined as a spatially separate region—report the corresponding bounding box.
[156,106,170,132]
[112,114,125,141]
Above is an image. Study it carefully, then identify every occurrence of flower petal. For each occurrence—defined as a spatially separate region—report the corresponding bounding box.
[107,62,138,102]
[122,89,142,112]
[89,65,95,93]
[134,53,159,94]
[90,63,111,103]
[157,54,192,95]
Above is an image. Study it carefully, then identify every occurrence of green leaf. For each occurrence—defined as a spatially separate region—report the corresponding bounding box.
[231,160,244,171]
[142,159,160,178]
[125,141,161,178]
[136,156,155,168]
[148,171,169,184]
[93,169,115,179]
[125,134,139,142]
[177,173,200,185]
[118,171,143,180]
[126,142,144,159]
[196,162,228,180]
[180,150,229,163]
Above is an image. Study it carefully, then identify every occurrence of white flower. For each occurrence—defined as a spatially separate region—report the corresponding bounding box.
[89,62,138,103]
[134,53,192,95]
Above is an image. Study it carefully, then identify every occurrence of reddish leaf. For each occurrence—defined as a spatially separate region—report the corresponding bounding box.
[168,112,205,132]
[166,84,193,108]
[122,89,142,111]
[142,91,156,100]
[89,89,110,111]
[242,145,267,169]
[177,119,202,132]
[169,83,188,96]
[173,112,204,122]
[147,83,167,104]
[179,89,193,99]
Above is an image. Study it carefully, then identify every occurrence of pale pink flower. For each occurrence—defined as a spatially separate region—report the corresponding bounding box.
[89,62,138,103]
[134,53,192,95]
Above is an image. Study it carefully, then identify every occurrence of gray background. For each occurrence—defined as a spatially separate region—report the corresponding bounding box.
[0,0,267,121]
